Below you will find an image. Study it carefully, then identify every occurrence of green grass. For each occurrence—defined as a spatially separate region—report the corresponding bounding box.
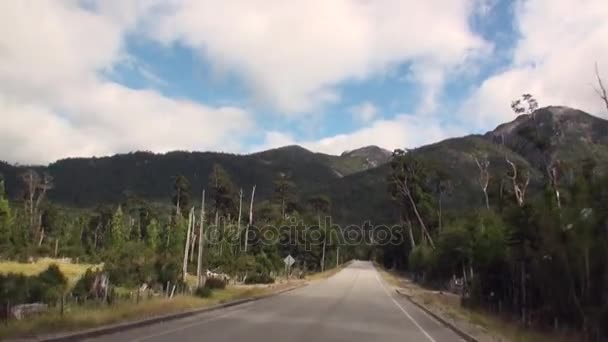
[0,286,275,339]
[0,258,100,284]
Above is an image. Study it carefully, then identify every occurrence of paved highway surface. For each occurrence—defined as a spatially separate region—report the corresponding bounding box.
[87,261,462,342]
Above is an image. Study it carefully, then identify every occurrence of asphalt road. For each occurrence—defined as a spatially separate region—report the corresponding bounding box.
[86,261,462,342]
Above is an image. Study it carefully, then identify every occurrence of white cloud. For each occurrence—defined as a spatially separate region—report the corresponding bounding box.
[462,0,608,129]
[146,0,489,114]
[350,102,378,123]
[256,114,464,155]
[0,1,253,164]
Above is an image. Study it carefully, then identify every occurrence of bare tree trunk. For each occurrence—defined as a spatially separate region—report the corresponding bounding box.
[182,207,194,282]
[54,238,59,257]
[197,190,206,288]
[38,228,45,246]
[406,218,416,249]
[521,260,527,325]
[237,188,243,232]
[594,62,608,113]
[321,236,327,272]
[245,185,256,253]
[405,188,435,249]
[473,155,491,210]
[189,215,196,263]
[438,192,443,232]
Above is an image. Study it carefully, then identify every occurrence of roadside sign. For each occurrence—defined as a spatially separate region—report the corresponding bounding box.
[284,254,295,267]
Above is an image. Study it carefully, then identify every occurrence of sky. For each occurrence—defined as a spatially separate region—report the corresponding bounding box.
[1,0,607,165]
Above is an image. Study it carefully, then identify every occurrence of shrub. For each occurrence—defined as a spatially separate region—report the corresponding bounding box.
[195,287,212,298]
[244,273,275,284]
[204,277,226,289]
[31,264,68,305]
[72,268,99,301]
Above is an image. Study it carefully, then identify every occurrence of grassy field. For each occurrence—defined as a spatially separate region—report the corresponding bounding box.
[378,268,579,342]
[0,285,288,339]
[0,260,344,339]
[0,258,99,284]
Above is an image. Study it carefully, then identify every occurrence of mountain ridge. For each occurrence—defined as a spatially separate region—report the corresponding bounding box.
[1,106,607,224]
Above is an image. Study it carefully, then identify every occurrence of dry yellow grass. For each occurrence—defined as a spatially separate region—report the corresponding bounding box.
[0,258,100,284]
[378,267,579,342]
[0,286,278,339]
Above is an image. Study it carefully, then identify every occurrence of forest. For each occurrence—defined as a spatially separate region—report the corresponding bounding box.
[378,96,608,340]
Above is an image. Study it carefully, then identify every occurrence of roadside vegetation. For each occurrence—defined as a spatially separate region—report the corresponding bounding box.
[376,95,608,340]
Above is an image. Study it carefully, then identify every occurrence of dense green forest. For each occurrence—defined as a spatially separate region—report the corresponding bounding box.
[377,99,608,340]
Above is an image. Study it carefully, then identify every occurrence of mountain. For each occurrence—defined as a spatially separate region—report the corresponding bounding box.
[1,106,606,225]
[0,144,390,208]
[486,106,608,169]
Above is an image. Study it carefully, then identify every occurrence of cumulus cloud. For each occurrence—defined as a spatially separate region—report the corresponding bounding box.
[0,1,253,164]
[146,0,489,114]
[462,0,608,129]
[350,102,378,123]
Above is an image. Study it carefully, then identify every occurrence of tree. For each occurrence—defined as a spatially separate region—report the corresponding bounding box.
[209,164,237,222]
[389,150,435,249]
[308,195,331,271]
[146,218,160,251]
[109,205,128,250]
[594,63,608,113]
[0,178,13,249]
[472,153,491,210]
[21,169,53,244]
[273,172,296,219]
[172,175,191,219]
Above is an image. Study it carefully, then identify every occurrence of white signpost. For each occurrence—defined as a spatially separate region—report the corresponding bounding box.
[284,254,295,277]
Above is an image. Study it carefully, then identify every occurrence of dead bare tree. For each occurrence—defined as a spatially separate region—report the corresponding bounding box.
[197,190,206,288]
[505,158,530,207]
[237,188,243,233]
[473,154,491,210]
[21,170,53,243]
[189,217,196,263]
[244,185,256,253]
[594,62,608,113]
[182,207,194,282]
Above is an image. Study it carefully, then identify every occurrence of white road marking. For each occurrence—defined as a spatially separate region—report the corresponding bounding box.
[374,272,437,342]
[125,303,252,342]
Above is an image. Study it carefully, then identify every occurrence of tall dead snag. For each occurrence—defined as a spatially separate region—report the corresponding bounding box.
[197,190,206,288]
[182,207,194,282]
[21,170,53,243]
[594,63,608,113]
[547,161,561,209]
[473,154,491,210]
[505,158,530,207]
[244,185,256,253]
[237,188,243,232]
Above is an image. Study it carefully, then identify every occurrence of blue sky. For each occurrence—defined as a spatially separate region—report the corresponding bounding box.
[112,0,517,147]
[1,0,607,164]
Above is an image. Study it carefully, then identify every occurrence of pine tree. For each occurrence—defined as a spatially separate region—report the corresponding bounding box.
[0,178,13,248]
[110,205,127,250]
[146,218,160,251]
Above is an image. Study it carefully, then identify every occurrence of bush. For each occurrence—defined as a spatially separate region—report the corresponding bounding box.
[244,273,275,284]
[31,264,68,305]
[204,277,227,289]
[195,287,212,298]
[72,268,99,301]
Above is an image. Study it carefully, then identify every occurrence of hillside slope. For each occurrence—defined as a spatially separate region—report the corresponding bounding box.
[1,106,606,225]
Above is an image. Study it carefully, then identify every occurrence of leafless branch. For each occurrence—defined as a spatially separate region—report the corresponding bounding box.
[594,62,608,113]
[473,154,490,210]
